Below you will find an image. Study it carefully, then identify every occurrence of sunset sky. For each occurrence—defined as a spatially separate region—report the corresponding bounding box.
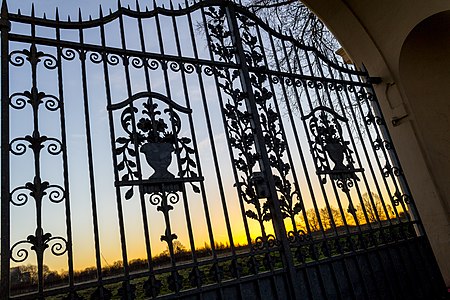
[4,0,402,275]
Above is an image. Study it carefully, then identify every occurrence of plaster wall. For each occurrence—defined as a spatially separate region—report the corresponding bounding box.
[301,0,450,285]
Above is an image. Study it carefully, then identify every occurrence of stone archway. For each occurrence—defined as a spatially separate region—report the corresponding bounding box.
[301,0,450,285]
[399,11,450,282]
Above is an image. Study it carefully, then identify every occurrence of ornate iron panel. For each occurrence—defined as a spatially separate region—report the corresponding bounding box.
[0,0,446,299]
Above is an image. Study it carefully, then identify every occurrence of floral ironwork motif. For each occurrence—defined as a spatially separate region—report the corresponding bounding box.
[108,92,202,295]
[206,6,302,243]
[303,106,361,193]
[110,92,200,199]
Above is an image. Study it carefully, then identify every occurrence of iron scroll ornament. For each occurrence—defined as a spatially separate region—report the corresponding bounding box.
[108,91,203,198]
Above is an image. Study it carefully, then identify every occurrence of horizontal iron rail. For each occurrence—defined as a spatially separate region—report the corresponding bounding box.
[8,33,372,88]
[9,231,424,300]
[9,248,284,300]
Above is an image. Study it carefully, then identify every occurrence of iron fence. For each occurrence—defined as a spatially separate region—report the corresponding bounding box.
[0,0,446,299]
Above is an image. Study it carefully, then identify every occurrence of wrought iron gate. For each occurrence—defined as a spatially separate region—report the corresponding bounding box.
[0,0,446,299]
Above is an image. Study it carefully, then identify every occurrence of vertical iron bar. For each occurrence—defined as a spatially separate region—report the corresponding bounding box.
[154,9,222,297]
[225,5,300,300]
[28,9,46,296]
[169,3,206,270]
[134,2,156,278]
[77,14,105,293]
[114,10,133,298]
[153,7,187,273]
[99,9,129,299]
[170,2,203,271]
[173,3,239,259]
[0,1,10,298]
[55,11,75,295]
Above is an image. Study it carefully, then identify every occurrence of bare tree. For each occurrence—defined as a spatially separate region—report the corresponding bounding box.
[243,0,340,58]
[356,192,392,224]
[297,208,321,232]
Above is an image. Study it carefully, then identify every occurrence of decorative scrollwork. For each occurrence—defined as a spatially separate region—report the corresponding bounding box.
[252,234,279,250]
[373,137,392,151]
[42,54,58,70]
[10,228,67,262]
[45,137,63,155]
[9,50,26,67]
[203,65,214,76]
[89,51,103,64]
[48,236,68,256]
[9,92,28,109]
[106,53,121,66]
[61,48,78,61]
[10,132,62,156]
[382,163,401,178]
[47,185,66,203]
[131,56,144,69]
[10,186,30,206]
[10,240,31,263]
[9,138,28,155]
[307,80,324,90]
[285,77,294,86]
[145,58,160,70]
[9,45,57,70]
[328,82,344,91]
[287,230,312,244]
[10,176,65,207]
[365,111,384,126]
[167,192,180,205]
[169,61,181,72]
[9,89,60,111]
[148,192,163,206]
[269,75,280,84]
[392,191,411,207]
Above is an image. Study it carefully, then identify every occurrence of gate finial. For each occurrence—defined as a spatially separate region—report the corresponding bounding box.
[0,0,9,30]
[31,3,35,17]
[1,0,7,14]
[99,5,103,18]
[135,0,140,12]
[78,8,82,22]
[55,7,59,21]
[1,0,7,19]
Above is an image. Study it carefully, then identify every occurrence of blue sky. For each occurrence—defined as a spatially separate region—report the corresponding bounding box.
[4,0,400,275]
[6,0,190,18]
